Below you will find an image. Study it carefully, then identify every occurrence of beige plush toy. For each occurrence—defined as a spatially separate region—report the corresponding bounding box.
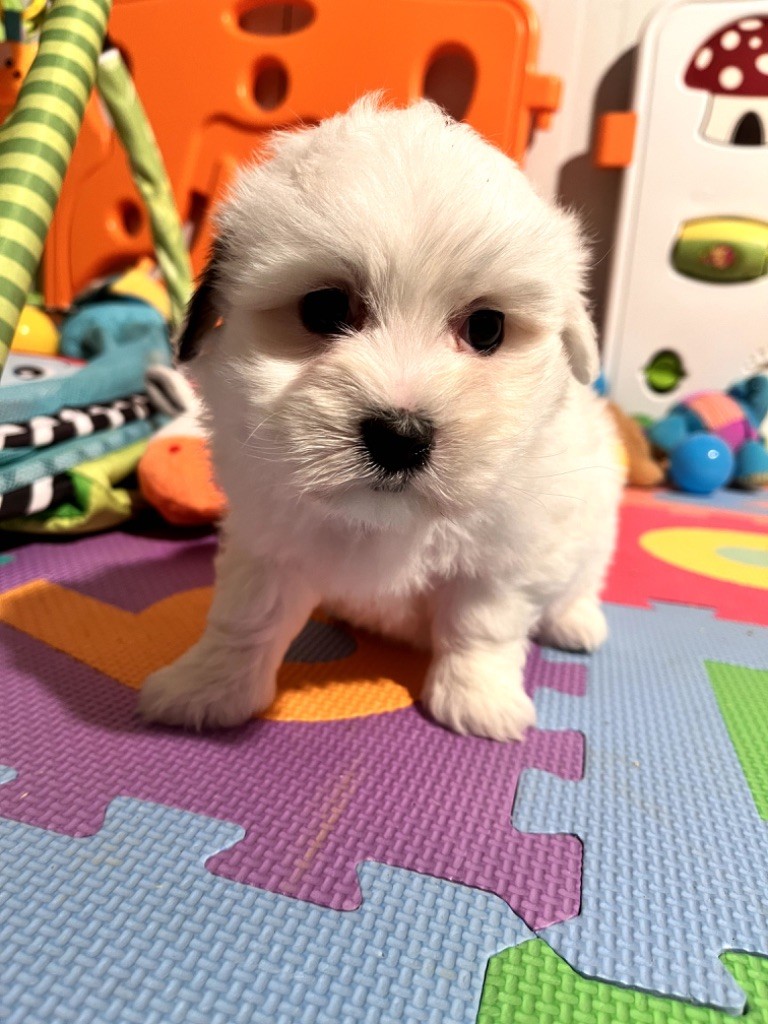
[607,401,665,488]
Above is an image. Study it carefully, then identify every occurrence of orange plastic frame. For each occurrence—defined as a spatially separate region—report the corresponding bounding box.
[44,0,560,306]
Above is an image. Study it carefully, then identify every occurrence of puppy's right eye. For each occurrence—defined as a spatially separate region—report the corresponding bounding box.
[460,309,505,355]
[300,288,353,336]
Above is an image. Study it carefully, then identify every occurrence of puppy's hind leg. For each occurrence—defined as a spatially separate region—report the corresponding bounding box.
[537,495,617,654]
[139,533,317,730]
[535,593,607,653]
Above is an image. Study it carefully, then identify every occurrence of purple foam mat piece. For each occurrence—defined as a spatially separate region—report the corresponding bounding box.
[0,532,586,931]
[0,530,217,610]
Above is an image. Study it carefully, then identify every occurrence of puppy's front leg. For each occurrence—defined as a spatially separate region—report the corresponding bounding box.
[139,536,317,729]
[422,578,537,742]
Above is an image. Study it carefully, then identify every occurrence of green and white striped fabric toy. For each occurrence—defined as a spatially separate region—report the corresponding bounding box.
[0,0,193,382]
[0,0,112,377]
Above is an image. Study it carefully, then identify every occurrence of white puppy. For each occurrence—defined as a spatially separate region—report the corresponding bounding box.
[140,95,622,741]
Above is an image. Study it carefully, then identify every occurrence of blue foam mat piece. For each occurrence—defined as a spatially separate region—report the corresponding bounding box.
[0,777,534,1024]
[513,601,768,1014]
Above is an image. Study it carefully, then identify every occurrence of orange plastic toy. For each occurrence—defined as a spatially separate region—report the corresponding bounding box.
[0,41,38,126]
[138,431,226,527]
[43,0,560,308]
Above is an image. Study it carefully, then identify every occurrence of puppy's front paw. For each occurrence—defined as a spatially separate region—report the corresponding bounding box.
[537,596,607,653]
[421,651,536,742]
[139,643,274,730]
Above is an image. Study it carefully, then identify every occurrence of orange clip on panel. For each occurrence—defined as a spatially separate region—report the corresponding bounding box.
[594,111,637,169]
[44,0,561,307]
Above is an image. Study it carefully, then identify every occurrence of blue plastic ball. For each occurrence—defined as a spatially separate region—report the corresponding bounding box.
[669,434,735,494]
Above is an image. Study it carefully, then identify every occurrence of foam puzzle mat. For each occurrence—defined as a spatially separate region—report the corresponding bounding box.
[0,486,766,1022]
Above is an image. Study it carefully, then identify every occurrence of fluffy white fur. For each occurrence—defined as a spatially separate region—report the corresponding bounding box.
[140,96,622,741]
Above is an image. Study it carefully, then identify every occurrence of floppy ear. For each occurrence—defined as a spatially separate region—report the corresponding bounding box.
[176,240,225,363]
[562,296,600,385]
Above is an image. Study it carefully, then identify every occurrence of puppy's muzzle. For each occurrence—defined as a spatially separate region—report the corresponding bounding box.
[359,409,434,476]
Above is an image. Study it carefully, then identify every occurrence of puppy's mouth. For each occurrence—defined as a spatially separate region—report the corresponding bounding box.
[370,472,411,494]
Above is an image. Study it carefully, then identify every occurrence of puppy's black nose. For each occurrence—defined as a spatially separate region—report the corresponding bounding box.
[360,410,434,475]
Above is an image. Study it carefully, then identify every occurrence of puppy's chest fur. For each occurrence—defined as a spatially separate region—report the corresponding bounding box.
[313,522,473,648]
[223,387,620,651]
[322,590,433,649]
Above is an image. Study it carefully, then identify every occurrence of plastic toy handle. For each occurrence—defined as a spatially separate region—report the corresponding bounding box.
[96,47,193,329]
[0,0,112,381]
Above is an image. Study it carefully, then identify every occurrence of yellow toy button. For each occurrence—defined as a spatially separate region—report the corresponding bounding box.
[10,305,59,356]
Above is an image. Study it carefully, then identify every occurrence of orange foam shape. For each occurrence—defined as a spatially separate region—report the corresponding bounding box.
[138,434,227,526]
[0,581,426,721]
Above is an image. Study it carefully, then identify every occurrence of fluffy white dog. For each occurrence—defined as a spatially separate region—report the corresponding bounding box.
[140,95,622,741]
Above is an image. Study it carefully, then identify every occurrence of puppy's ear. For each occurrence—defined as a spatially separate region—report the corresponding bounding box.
[562,297,599,385]
[177,240,225,363]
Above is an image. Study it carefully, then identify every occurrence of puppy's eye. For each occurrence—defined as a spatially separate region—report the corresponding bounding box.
[460,309,505,355]
[300,288,353,336]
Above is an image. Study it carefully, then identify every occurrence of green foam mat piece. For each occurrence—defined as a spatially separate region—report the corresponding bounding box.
[477,940,768,1023]
[708,661,768,820]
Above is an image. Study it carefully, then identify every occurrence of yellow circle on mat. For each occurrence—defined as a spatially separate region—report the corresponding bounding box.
[640,527,768,589]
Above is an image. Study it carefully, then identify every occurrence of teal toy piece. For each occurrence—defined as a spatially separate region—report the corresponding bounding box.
[59,298,169,361]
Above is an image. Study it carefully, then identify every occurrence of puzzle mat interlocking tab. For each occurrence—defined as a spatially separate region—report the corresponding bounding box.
[0,530,584,930]
[0,768,535,1024]
[478,938,768,1024]
[513,601,768,1014]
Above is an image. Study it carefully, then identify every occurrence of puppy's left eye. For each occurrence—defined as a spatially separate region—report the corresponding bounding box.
[460,309,505,355]
[300,288,354,336]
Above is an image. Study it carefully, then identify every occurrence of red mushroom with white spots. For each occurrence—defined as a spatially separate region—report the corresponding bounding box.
[685,16,768,145]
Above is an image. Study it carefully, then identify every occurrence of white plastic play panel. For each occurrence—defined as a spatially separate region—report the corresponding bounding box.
[602,0,768,416]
